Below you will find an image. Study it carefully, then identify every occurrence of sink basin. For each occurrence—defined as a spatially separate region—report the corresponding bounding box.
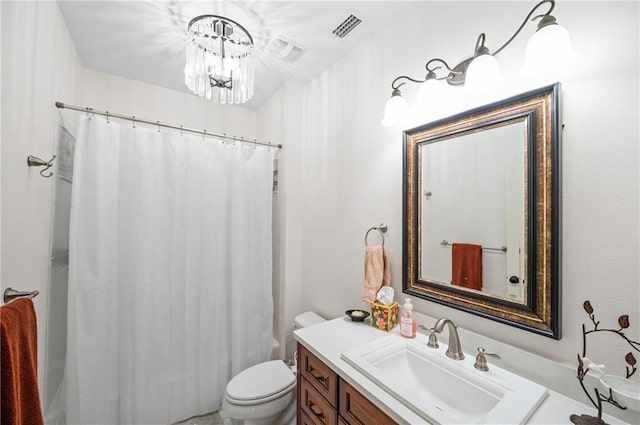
[341,334,547,424]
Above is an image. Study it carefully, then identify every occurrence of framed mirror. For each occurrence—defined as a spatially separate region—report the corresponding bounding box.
[403,84,561,339]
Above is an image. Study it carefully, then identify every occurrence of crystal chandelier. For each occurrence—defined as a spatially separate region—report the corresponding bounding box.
[185,15,254,104]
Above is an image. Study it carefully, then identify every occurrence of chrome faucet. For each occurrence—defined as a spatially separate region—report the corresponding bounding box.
[432,318,464,360]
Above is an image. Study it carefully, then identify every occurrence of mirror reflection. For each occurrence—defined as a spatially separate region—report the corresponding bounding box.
[403,83,561,339]
[419,120,527,302]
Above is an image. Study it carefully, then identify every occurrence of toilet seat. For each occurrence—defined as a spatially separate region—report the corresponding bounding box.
[225,360,296,405]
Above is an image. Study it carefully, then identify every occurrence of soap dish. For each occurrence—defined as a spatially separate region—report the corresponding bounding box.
[599,374,640,411]
[345,309,370,322]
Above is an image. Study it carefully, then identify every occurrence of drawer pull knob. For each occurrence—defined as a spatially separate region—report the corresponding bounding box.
[308,367,327,384]
[308,401,325,420]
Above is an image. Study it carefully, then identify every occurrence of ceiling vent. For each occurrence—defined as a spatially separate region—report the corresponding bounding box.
[267,37,306,62]
[332,13,362,38]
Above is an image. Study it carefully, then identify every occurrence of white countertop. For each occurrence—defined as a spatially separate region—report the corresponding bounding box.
[294,317,630,425]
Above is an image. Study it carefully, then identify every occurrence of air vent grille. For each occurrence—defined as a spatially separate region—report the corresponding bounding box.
[332,14,362,38]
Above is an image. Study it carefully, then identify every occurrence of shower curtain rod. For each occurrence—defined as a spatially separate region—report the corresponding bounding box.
[55,102,283,149]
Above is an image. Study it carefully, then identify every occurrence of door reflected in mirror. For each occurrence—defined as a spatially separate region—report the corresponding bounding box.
[419,120,527,303]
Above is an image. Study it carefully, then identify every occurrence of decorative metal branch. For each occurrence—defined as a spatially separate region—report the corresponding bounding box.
[570,300,639,424]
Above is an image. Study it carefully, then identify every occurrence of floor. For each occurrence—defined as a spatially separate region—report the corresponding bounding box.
[173,411,223,425]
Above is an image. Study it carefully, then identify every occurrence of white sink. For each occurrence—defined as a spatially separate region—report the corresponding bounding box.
[341,334,547,424]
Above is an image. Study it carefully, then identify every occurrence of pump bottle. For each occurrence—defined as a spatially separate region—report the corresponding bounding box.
[400,298,416,338]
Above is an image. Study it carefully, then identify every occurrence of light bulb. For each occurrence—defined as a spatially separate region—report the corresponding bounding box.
[465,54,500,92]
[417,79,445,113]
[416,78,457,122]
[524,23,572,74]
[381,92,408,127]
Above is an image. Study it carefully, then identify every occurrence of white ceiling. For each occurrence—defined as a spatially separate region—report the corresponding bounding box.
[57,0,417,110]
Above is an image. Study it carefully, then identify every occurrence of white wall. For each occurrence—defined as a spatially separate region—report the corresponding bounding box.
[256,82,304,360]
[77,69,256,140]
[258,0,640,405]
[1,1,82,389]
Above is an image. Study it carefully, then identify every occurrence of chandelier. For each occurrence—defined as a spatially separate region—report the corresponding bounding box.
[185,15,254,105]
[381,0,572,127]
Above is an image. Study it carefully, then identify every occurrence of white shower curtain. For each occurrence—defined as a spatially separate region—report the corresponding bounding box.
[66,116,274,424]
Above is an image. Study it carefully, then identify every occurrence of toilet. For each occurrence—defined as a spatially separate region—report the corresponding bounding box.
[220,312,325,425]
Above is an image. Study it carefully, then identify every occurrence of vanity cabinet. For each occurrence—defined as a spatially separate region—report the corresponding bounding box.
[297,343,396,425]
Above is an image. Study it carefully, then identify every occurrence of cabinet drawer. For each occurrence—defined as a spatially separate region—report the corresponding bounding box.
[302,408,342,425]
[300,376,338,425]
[299,344,338,407]
[339,380,397,425]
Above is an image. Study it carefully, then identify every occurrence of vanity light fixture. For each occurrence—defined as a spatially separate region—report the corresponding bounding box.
[381,0,571,127]
[185,15,254,104]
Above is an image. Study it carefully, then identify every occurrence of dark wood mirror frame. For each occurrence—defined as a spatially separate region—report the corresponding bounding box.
[403,83,561,339]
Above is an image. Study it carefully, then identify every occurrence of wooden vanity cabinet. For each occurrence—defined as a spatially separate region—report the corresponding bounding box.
[297,343,397,425]
[339,380,396,425]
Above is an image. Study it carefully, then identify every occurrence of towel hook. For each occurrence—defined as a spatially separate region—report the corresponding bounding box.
[27,155,56,178]
[365,223,388,247]
[4,287,39,304]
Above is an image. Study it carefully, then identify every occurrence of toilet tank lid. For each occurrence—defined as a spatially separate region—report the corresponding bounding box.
[293,312,325,329]
[226,360,295,402]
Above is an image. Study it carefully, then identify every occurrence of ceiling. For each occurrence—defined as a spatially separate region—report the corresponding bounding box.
[57,1,416,110]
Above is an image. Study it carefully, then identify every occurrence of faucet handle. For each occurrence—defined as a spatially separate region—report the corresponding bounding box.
[474,347,501,371]
[418,324,439,349]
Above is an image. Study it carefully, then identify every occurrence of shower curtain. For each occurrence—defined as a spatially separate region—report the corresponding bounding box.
[65,116,274,424]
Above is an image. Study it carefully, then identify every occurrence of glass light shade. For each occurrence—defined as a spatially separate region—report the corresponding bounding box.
[185,15,254,104]
[524,24,572,74]
[417,78,446,113]
[465,54,500,92]
[381,94,408,127]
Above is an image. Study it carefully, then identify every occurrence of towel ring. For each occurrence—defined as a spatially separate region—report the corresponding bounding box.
[365,223,388,247]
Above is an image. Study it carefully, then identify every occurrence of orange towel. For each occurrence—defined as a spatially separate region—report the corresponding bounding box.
[451,243,483,291]
[361,245,391,303]
[1,298,44,425]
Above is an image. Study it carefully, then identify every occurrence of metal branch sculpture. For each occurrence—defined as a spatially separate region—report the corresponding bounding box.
[570,300,639,425]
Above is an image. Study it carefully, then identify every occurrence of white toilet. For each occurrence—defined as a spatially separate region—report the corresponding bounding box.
[220,312,325,425]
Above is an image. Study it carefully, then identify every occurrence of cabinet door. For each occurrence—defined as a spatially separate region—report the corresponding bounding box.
[339,380,397,425]
[300,376,338,425]
[298,343,338,407]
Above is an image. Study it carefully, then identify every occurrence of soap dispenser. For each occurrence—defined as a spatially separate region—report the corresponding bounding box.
[400,298,416,338]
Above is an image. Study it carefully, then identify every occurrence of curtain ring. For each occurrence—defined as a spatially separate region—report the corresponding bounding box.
[132,116,136,128]
[203,129,206,141]
[106,111,110,124]
[157,121,160,133]
[180,125,183,137]
[254,139,257,150]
